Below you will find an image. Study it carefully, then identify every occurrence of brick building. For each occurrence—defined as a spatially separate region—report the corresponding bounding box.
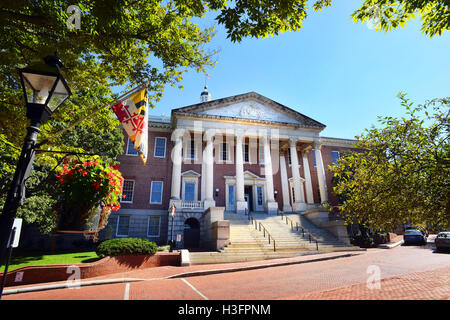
[107,89,357,248]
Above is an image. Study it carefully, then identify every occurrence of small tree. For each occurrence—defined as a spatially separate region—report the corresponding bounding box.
[331,93,449,231]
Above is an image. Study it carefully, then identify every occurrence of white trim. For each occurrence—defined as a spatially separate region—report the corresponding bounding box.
[147,215,161,237]
[182,176,199,201]
[243,143,250,164]
[116,215,130,237]
[125,138,138,156]
[184,137,199,161]
[120,179,135,204]
[219,142,231,163]
[149,181,164,204]
[153,137,167,158]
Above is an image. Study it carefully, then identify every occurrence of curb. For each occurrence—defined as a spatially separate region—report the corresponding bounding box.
[2,278,144,296]
[378,240,404,249]
[167,252,362,279]
[2,251,363,296]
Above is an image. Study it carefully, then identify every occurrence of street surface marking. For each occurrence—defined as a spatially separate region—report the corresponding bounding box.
[123,283,130,300]
[181,278,209,300]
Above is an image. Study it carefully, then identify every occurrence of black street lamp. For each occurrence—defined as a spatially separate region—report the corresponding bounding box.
[0,54,71,267]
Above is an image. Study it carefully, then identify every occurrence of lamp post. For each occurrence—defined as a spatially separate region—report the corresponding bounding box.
[0,54,71,266]
[169,203,176,252]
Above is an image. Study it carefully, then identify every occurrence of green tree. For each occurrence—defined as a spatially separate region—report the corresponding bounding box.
[330,94,450,231]
[315,0,450,38]
[0,0,320,233]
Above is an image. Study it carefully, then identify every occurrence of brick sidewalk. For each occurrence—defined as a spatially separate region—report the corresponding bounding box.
[289,266,450,300]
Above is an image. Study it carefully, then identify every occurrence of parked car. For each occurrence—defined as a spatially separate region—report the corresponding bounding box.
[403,229,427,245]
[435,231,450,252]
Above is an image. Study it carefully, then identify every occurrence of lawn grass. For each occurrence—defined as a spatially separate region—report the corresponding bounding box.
[1,245,170,273]
[0,251,101,273]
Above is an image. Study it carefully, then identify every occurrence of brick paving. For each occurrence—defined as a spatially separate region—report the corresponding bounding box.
[289,266,450,300]
[2,244,449,300]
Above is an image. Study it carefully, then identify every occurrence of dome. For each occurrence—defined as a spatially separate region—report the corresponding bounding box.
[200,85,211,102]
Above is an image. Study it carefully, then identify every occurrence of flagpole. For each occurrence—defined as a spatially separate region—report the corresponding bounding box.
[36,84,147,148]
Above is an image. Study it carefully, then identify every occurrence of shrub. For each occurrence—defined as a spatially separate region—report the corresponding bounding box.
[96,238,158,258]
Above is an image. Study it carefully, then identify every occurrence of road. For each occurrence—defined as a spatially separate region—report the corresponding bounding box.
[3,236,449,300]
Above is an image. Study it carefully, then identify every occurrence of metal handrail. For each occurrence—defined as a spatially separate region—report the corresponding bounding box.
[248,212,276,252]
[277,211,319,251]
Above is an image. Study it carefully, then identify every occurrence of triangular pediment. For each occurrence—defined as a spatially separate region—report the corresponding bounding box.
[172,92,325,129]
[181,170,201,177]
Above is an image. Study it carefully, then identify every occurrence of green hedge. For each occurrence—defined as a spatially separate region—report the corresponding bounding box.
[96,238,158,258]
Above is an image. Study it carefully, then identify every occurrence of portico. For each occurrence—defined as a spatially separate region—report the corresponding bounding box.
[168,92,330,214]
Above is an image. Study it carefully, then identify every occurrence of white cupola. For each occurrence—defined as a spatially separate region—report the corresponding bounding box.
[200,85,211,102]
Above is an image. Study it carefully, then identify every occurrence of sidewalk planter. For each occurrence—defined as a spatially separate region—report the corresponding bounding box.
[0,252,181,287]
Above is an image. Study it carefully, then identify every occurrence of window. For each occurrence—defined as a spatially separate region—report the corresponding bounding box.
[291,186,296,203]
[228,185,235,206]
[150,181,163,204]
[154,137,166,158]
[312,149,317,167]
[288,148,292,165]
[184,182,196,201]
[243,144,250,163]
[257,186,263,206]
[126,138,138,155]
[188,139,195,159]
[332,151,340,165]
[147,216,161,237]
[116,215,130,237]
[259,145,264,164]
[220,143,228,161]
[120,180,134,203]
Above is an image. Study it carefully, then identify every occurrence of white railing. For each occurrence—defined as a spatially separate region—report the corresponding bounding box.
[181,200,203,209]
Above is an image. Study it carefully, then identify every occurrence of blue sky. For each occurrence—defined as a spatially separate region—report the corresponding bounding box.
[131,0,450,140]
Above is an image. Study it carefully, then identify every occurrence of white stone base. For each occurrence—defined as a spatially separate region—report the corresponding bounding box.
[180,249,190,266]
[236,201,248,214]
[266,201,279,215]
[292,202,308,212]
[203,199,216,211]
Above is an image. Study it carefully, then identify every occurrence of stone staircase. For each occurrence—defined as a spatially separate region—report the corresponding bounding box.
[189,214,310,265]
[189,212,361,265]
[250,213,362,253]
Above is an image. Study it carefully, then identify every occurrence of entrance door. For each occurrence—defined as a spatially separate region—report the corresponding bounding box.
[183,218,200,250]
[244,185,253,213]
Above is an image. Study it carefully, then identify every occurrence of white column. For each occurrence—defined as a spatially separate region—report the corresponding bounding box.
[314,142,328,203]
[279,154,292,212]
[289,138,307,211]
[262,136,277,214]
[235,132,247,213]
[203,131,215,209]
[201,144,205,201]
[302,149,314,205]
[170,132,183,200]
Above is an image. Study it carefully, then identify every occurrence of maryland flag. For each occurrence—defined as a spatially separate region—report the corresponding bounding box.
[111,88,148,164]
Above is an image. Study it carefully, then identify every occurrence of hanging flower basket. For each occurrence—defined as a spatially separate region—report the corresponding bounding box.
[55,157,124,235]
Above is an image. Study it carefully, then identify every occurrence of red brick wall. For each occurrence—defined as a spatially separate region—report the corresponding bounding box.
[117,127,355,211]
[118,130,173,210]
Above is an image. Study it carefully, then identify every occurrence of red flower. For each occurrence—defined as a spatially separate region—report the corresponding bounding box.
[112,165,119,170]
[122,194,126,199]
[92,182,100,190]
